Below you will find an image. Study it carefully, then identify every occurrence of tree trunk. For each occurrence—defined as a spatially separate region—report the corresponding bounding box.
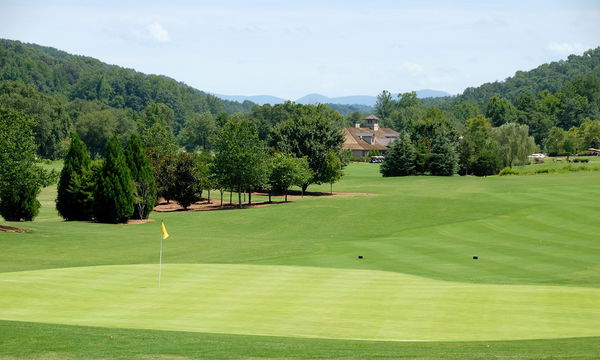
[220,189,223,207]
[229,189,232,204]
[269,189,272,203]
[302,183,308,195]
[207,189,211,204]
[330,182,333,195]
[285,188,288,202]
[248,191,251,205]
[238,185,242,208]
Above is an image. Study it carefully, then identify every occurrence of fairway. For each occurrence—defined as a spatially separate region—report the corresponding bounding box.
[1,163,600,358]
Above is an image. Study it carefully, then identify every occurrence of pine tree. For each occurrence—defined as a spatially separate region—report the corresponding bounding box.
[429,134,459,176]
[125,134,157,219]
[56,133,94,220]
[380,132,416,177]
[94,136,134,223]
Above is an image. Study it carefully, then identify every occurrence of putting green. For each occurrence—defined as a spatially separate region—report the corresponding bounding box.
[0,264,598,341]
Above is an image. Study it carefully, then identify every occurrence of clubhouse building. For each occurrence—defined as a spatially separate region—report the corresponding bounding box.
[342,115,399,158]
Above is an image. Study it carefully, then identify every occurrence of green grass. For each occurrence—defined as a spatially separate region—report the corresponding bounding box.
[1,163,600,358]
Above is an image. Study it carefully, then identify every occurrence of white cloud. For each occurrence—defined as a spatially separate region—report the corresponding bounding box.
[397,61,424,75]
[547,42,588,55]
[147,23,171,42]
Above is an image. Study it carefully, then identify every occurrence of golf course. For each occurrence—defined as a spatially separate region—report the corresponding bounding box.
[1,162,600,359]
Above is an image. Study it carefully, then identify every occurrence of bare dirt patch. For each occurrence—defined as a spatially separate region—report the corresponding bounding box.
[153,191,377,213]
[124,219,156,225]
[0,225,28,233]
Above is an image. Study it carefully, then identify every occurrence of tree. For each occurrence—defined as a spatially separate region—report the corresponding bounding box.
[56,132,94,220]
[268,153,313,202]
[451,101,481,125]
[0,107,44,221]
[125,134,157,219]
[270,105,345,192]
[408,107,458,174]
[178,112,217,151]
[93,136,134,223]
[0,81,71,159]
[146,148,177,203]
[171,152,204,209]
[486,96,518,126]
[375,90,394,120]
[380,132,416,177]
[578,119,600,149]
[323,152,343,194]
[492,123,537,168]
[75,108,137,158]
[458,115,495,175]
[141,119,178,155]
[213,119,269,208]
[140,103,176,132]
[429,134,458,176]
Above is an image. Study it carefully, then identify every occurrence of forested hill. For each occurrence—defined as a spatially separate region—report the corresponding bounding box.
[424,47,600,107]
[0,39,254,120]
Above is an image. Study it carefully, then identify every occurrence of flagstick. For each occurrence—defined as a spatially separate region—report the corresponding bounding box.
[158,229,163,289]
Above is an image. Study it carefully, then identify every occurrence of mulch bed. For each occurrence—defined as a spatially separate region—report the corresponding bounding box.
[153,191,377,213]
[0,225,28,233]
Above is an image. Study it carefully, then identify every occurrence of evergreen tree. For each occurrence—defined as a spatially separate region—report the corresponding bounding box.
[429,134,459,176]
[56,133,94,220]
[0,107,43,221]
[125,134,157,219]
[93,136,134,223]
[380,132,416,177]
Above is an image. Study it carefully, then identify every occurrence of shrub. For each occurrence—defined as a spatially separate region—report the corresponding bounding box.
[471,151,502,176]
[499,167,520,176]
[534,168,556,174]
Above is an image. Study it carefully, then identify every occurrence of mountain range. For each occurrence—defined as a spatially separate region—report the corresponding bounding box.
[213,89,451,106]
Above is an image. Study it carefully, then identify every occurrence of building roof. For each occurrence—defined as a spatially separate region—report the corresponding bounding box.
[342,127,398,151]
[364,114,380,120]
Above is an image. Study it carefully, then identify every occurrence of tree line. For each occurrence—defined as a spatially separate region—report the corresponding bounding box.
[0,100,345,222]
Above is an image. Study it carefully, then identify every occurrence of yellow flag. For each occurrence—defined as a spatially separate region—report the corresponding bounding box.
[161,221,169,240]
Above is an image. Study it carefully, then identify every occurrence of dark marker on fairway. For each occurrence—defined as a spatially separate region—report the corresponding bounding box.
[473,256,478,260]
[358,255,363,259]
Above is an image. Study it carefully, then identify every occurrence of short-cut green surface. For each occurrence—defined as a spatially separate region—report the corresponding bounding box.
[1,162,600,358]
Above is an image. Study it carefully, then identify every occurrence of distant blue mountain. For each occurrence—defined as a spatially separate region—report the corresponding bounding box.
[213,89,451,107]
[213,94,287,105]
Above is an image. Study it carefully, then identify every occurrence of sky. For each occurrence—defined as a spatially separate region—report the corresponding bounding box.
[1,0,599,100]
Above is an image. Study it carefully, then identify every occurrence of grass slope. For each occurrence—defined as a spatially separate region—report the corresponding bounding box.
[2,320,600,360]
[1,162,600,358]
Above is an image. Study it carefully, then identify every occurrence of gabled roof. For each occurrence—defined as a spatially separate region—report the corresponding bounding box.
[364,114,380,120]
[342,127,398,151]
